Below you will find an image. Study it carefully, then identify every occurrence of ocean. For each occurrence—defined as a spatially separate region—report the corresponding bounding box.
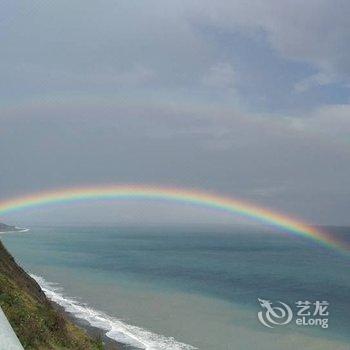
[1,225,349,350]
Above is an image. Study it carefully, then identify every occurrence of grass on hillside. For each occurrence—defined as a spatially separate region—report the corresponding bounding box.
[0,259,103,349]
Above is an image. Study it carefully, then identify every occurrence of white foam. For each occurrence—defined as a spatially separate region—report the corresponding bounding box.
[0,227,29,234]
[14,227,30,233]
[31,274,196,350]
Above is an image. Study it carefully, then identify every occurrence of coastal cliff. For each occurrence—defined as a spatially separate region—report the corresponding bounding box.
[0,238,103,350]
[0,223,21,232]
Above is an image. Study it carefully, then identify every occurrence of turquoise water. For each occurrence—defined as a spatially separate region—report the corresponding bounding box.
[1,225,350,350]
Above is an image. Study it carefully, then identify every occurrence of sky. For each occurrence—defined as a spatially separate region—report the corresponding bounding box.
[1,1,350,225]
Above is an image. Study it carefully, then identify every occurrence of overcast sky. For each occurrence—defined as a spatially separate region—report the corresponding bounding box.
[1,1,350,225]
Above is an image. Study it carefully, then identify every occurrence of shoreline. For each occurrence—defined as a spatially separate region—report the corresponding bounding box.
[51,302,128,350]
[0,237,106,350]
[0,228,30,234]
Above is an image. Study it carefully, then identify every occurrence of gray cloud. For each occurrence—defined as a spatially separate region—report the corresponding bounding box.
[2,98,350,224]
[1,1,350,225]
[202,62,235,90]
[189,0,350,85]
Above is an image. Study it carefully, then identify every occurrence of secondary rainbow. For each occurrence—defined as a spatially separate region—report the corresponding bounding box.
[0,184,346,252]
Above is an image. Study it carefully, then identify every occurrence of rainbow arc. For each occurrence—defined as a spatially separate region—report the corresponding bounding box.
[0,185,346,252]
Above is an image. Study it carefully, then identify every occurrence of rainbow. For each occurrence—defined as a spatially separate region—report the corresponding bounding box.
[0,184,346,252]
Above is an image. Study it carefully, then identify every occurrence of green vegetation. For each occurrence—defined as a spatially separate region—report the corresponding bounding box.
[0,240,103,350]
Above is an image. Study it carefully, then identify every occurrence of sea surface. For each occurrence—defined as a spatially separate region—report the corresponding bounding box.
[1,225,350,350]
